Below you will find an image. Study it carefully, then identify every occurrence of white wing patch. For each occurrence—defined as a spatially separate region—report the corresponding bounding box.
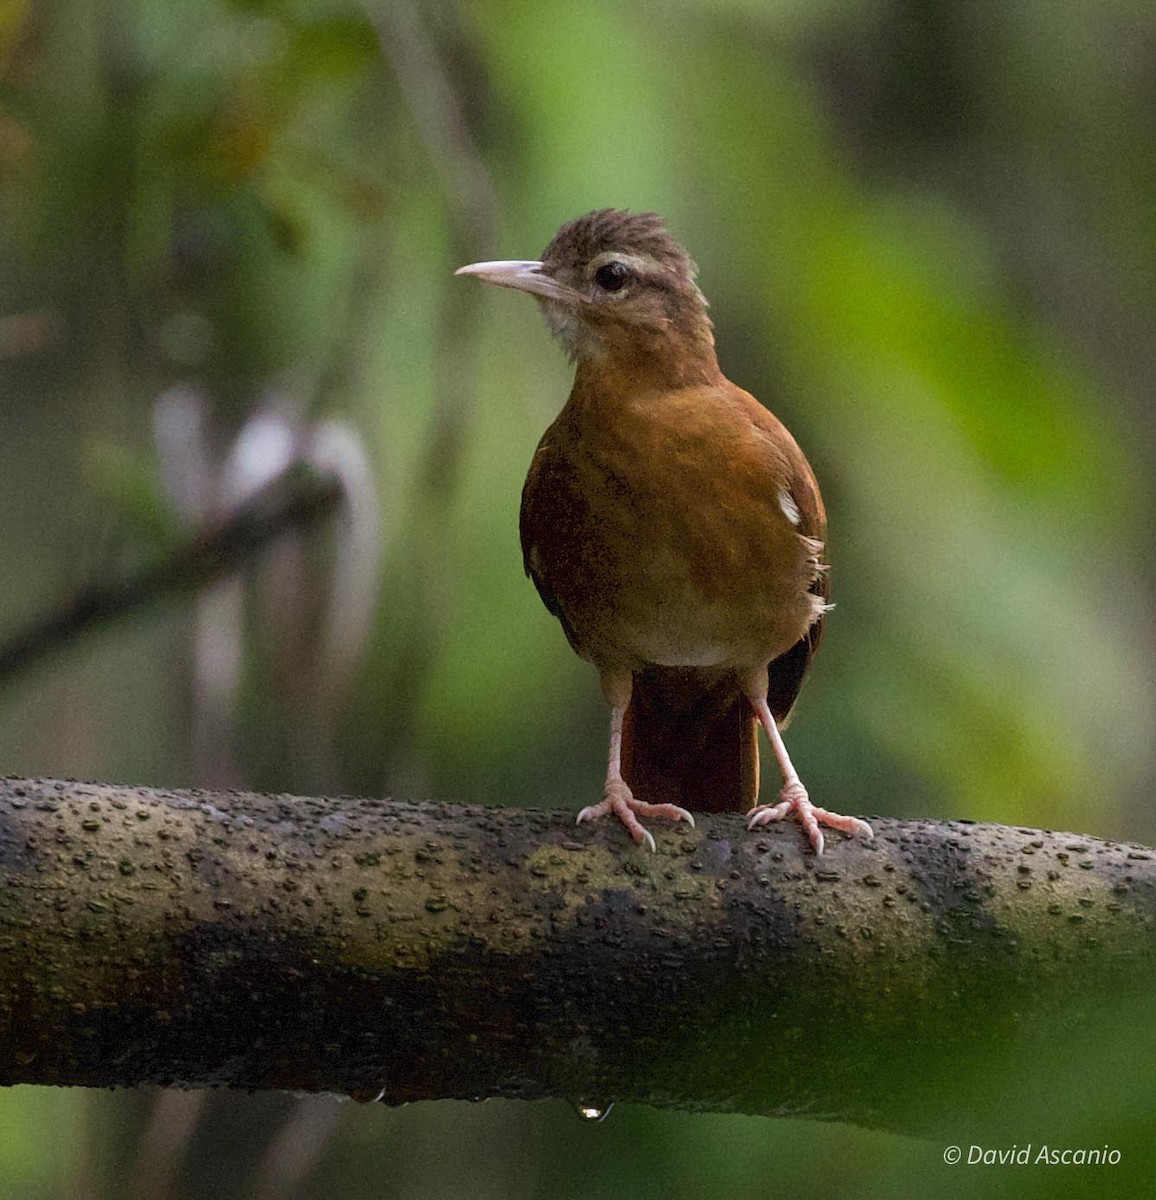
[778,489,801,526]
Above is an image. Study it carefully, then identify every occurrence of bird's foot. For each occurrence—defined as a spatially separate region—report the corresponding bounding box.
[747,780,873,855]
[577,780,695,853]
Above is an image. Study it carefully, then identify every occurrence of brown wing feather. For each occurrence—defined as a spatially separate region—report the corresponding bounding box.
[519,432,586,653]
[767,458,828,724]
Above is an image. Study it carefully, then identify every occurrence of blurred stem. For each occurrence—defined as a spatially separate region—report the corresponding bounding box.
[364,1,497,790]
[2,777,1154,1135]
[250,1097,343,1200]
[365,0,496,252]
[129,1091,207,1200]
[365,0,495,491]
[0,467,341,687]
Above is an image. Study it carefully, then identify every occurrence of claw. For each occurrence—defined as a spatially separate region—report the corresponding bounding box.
[747,781,873,855]
[576,781,690,851]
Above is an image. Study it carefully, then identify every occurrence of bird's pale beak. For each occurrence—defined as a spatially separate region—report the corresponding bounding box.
[454,259,585,304]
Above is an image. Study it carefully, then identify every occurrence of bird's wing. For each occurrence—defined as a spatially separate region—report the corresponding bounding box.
[767,450,829,724]
[519,433,585,652]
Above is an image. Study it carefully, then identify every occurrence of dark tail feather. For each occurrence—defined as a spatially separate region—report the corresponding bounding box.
[621,667,759,814]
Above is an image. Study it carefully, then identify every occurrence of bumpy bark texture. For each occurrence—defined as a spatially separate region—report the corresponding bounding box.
[1,776,1154,1131]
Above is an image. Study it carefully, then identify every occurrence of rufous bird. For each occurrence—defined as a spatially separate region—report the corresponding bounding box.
[457,209,873,854]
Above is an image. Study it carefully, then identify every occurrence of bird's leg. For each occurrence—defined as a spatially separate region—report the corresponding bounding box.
[741,670,873,855]
[576,669,695,852]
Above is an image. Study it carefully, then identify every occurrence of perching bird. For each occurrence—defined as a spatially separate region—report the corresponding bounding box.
[457,210,873,854]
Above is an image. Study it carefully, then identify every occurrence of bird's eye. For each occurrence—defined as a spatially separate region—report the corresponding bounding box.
[594,261,631,292]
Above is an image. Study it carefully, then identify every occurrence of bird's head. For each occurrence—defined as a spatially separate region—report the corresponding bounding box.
[456,209,717,377]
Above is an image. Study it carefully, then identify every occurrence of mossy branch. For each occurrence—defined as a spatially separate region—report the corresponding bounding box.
[1,776,1154,1134]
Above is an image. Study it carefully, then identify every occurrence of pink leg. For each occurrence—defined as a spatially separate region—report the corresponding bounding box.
[741,670,873,855]
[576,670,695,852]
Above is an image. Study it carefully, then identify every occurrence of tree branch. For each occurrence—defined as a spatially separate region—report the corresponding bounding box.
[1,776,1153,1134]
[0,467,343,686]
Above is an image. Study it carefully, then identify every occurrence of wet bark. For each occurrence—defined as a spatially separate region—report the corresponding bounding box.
[1,776,1153,1133]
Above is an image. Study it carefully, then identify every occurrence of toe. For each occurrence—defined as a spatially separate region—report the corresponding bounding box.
[796,806,824,856]
[632,800,695,827]
[747,791,871,854]
[616,805,656,851]
[746,800,791,830]
[812,808,875,840]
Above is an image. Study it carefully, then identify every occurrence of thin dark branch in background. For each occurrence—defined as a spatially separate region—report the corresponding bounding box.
[0,467,342,688]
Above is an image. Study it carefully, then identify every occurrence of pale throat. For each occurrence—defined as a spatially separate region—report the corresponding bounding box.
[545,308,721,391]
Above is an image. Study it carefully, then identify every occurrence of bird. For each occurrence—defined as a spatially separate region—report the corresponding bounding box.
[456,209,873,854]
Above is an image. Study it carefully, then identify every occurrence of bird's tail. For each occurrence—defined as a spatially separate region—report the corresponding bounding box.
[621,667,759,814]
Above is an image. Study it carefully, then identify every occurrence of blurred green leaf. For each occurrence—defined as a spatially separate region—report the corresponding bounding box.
[83,440,182,550]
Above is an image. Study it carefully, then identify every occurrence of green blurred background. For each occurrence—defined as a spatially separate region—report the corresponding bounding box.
[2,0,1155,1196]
